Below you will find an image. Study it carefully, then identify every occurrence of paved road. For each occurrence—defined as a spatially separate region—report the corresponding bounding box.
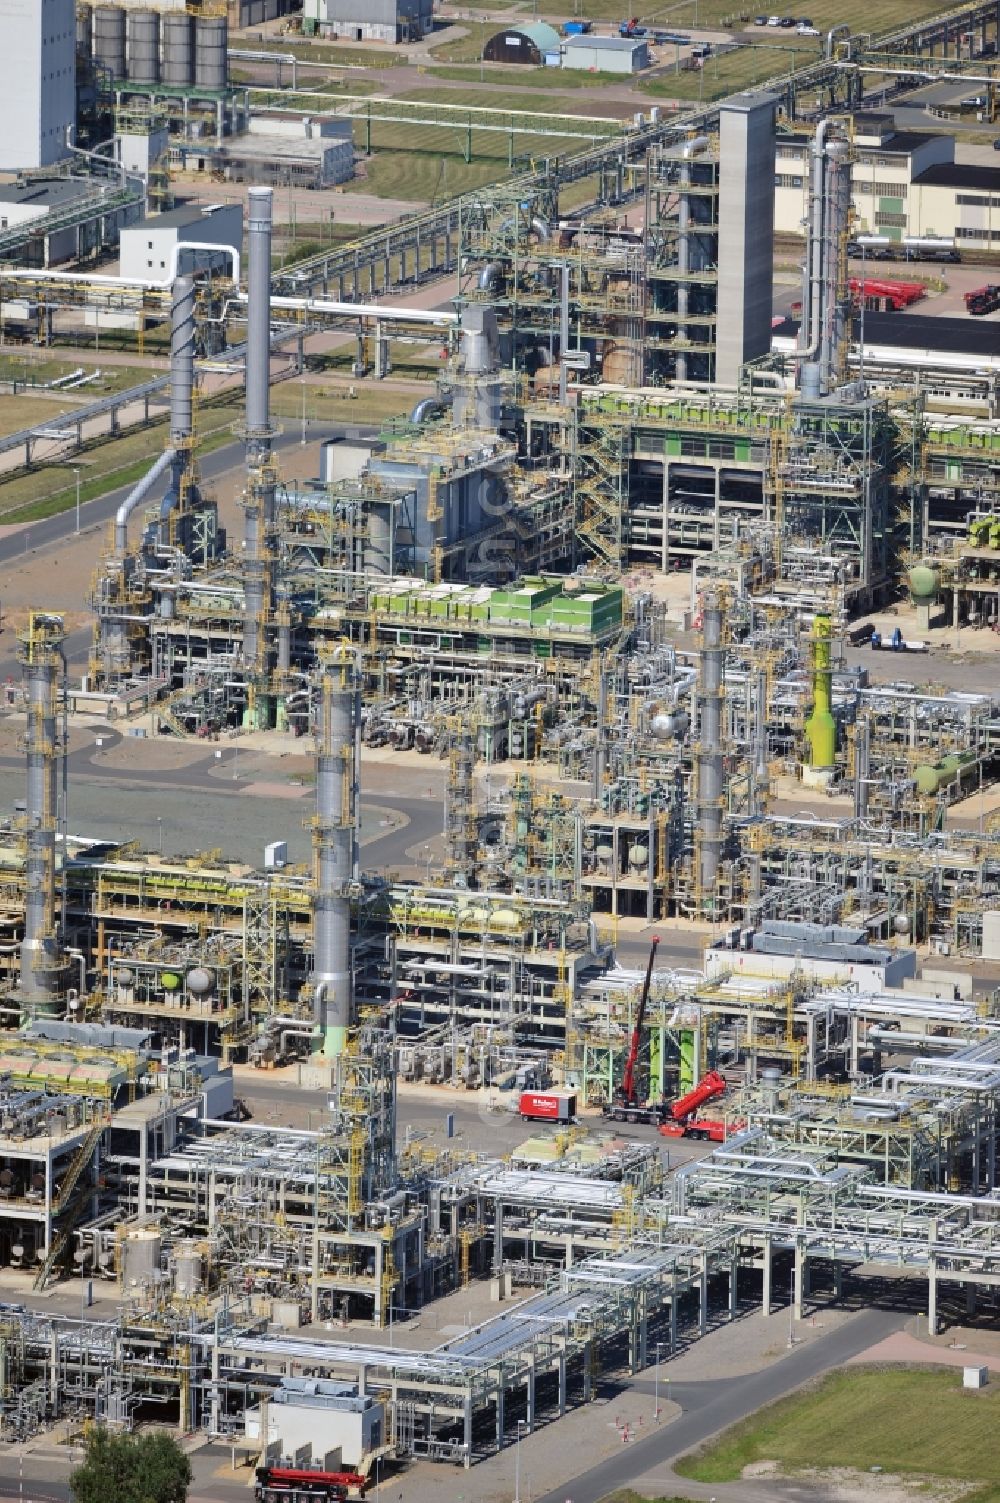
[536,1304,907,1503]
[0,422,373,569]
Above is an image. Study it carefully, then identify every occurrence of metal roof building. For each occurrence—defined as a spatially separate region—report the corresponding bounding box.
[562,33,649,71]
[483,21,562,64]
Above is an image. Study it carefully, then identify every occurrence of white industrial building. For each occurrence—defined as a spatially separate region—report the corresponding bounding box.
[303,0,433,44]
[245,1380,385,1470]
[774,111,1000,249]
[561,33,649,72]
[0,176,142,266]
[0,0,76,171]
[119,201,243,282]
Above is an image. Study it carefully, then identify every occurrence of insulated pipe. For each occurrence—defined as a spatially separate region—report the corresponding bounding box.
[558,263,570,406]
[819,138,850,395]
[409,397,446,425]
[795,121,828,390]
[114,449,176,555]
[675,136,710,383]
[696,590,724,898]
[245,187,273,451]
[18,616,65,1009]
[478,263,503,292]
[2,243,240,291]
[170,275,196,444]
[311,650,360,1058]
[242,187,275,680]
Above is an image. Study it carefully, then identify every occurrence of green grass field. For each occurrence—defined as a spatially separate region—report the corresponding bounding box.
[0,358,153,398]
[424,60,629,87]
[541,0,962,28]
[399,83,629,113]
[639,39,818,100]
[676,1368,1000,1503]
[269,383,414,425]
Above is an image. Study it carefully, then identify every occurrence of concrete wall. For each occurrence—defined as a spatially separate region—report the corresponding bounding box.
[715,93,776,388]
[0,0,76,171]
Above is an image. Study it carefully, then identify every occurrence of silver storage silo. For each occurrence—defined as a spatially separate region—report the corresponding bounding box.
[93,4,126,79]
[127,8,160,84]
[161,11,194,87]
[76,7,92,60]
[194,15,227,89]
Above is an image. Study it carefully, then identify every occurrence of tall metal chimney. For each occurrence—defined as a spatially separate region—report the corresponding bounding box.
[241,186,276,694]
[311,648,360,1058]
[18,614,66,1011]
[696,590,724,901]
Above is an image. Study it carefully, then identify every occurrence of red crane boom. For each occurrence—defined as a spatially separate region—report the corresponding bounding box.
[621,936,659,1106]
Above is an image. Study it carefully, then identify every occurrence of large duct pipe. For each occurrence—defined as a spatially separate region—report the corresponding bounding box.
[161,274,200,540]
[312,649,360,1057]
[797,121,828,395]
[115,448,176,555]
[242,187,276,684]
[696,590,724,899]
[18,614,66,1010]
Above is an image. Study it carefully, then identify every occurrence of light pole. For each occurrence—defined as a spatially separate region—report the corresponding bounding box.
[300,368,307,445]
[73,467,81,534]
[514,1418,528,1503]
[157,816,163,856]
[654,1340,665,1422]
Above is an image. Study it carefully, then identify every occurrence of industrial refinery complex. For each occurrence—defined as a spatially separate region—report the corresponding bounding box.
[5,0,1000,1498]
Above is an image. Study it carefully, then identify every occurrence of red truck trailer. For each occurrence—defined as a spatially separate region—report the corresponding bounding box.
[659,1069,732,1141]
[519,1089,577,1123]
[965,284,1000,316]
[255,1467,367,1502]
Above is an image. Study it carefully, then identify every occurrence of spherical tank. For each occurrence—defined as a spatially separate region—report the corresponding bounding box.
[126,9,160,84]
[908,563,939,602]
[194,15,228,90]
[186,967,215,995]
[161,12,194,87]
[893,914,911,935]
[650,713,674,740]
[160,971,181,992]
[93,6,126,80]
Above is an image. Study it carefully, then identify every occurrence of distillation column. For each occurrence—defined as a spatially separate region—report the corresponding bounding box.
[804,612,837,783]
[696,591,724,903]
[312,650,360,1057]
[18,614,67,1012]
[240,186,277,723]
[445,726,477,887]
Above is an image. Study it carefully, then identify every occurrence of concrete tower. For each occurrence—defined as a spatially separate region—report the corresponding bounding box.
[0,0,76,171]
[715,93,777,387]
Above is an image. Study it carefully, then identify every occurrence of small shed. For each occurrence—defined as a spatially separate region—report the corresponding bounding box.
[483,20,562,64]
[562,33,649,71]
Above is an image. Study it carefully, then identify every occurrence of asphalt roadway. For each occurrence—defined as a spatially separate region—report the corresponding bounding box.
[535,1303,909,1503]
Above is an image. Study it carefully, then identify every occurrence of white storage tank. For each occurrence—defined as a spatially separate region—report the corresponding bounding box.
[194,15,227,89]
[161,11,194,86]
[93,5,126,79]
[121,1226,162,1288]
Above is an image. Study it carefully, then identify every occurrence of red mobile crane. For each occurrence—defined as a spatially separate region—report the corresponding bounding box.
[255,1467,368,1502]
[659,1069,729,1141]
[603,937,663,1123]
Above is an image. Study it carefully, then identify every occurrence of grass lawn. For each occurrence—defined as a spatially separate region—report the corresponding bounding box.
[399,83,630,114]
[0,358,153,398]
[269,383,414,425]
[426,19,497,62]
[425,62,620,86]
[544,0,962,28]
[676,1368,1000,1503]
[235,36,404,67]
[639,40,820,100]
[0,396,72,439]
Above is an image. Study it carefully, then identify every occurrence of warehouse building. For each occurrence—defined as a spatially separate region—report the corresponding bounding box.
[302,0,433,44]
[483,22,563,65]
[561,33,649,71]
[119,201,242,281]
[0,176,142,267]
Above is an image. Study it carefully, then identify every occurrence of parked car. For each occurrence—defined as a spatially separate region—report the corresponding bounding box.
[797,21,819,33]
[766,14,782,23]
[779,15,796,25]
[993,136,1000,149]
